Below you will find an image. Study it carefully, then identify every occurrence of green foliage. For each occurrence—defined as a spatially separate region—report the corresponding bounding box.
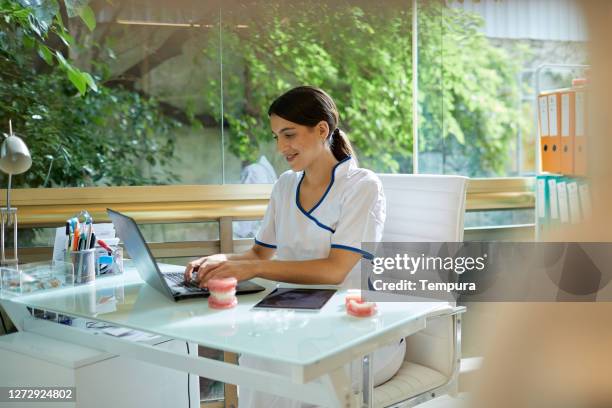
[0,53,179,187]
[0,0,97,95]
[417,5,522,175]
[206,1,523,175]
[0,0,525,189]
[0,0,180,187]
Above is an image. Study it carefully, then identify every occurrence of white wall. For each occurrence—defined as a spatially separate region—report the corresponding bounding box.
[448,0,588,42]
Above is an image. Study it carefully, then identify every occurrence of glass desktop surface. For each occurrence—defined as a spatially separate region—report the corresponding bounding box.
[6,263,447,366]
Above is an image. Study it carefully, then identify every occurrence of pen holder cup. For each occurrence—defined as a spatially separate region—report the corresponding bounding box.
[70,248,96,284]
[95,246,124,276]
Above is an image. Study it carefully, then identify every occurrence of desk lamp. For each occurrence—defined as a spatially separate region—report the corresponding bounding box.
[0,120,32,265]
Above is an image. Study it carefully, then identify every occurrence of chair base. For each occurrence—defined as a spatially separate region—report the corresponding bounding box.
[375,308,465,408]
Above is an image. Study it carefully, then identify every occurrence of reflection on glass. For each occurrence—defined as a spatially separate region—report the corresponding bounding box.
[418,1,521,177]
[16,222,219,250]
[137,222,219,243]
[109,2,224,185]
[233,220,261,239]
[17,228,56,249]
[220,0,413,176]
[2,1,590,186]
[464,209,534,229]
[418,0,588,177]
[2,1,223,187]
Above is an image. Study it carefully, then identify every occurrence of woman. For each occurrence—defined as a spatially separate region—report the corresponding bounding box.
[184,86,405,406]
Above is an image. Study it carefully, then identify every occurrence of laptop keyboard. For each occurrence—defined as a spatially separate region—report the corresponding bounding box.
[165,272,204,291]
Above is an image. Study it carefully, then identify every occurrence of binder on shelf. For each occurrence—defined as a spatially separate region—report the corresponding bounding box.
[566,180,581,224]
[574,89,587,176]
[536,175,551,238]
[560,90,575,175]
[556,178,570,224]
[536,175,549,224]
[578,181,592,221]
[546,92,563,173]
[538,94,550,173]
[537,175,590,236]
[547,175,560,223]
[535,75,591,239]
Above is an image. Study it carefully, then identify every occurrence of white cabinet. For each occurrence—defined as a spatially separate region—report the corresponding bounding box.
[0,332,199,408]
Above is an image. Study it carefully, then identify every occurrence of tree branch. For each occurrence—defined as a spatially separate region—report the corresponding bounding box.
[33,1,70,74]
[105,31,188,87]
[91,2,124,62]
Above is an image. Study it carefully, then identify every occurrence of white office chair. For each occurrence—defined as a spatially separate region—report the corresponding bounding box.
[374,174,468,408]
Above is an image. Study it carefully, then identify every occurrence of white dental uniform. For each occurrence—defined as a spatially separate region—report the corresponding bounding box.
[241,156,406,408]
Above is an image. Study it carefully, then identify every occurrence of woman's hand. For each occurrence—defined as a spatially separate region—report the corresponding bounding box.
[196,260,258,288]
[184,254,228,282]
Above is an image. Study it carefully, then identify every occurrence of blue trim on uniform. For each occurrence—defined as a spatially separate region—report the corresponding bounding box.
[254,238,277,249]
[307,155,352,214]
[294,156,352,234]
[330,244,374,260]
[295,174,336,233]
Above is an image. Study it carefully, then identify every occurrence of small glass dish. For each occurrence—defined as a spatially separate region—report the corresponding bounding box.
[0,261,74,296]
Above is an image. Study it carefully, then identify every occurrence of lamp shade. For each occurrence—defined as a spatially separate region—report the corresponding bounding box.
[0,134,32,175]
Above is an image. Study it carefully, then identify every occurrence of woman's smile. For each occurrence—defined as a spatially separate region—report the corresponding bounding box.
[285,152,299,162]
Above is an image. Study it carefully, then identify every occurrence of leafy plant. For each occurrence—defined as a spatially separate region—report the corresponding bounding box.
[204,1,523,175]
[1,0,98,94]
[1,0,525,189]
[0,0,180,187]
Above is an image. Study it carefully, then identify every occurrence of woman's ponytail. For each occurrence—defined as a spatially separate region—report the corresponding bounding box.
[329,128,355,162]
[269,86,358,163]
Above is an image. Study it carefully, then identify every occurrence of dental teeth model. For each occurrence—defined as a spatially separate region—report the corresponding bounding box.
[345,294,377,317]
[207,277,238,309]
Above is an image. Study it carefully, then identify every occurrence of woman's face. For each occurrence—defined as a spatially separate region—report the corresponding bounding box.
[270,114,329,171]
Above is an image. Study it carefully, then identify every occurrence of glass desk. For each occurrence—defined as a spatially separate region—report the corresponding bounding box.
[1,263,453,407]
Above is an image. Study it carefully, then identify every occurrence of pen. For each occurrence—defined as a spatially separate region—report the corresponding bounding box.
[73,225,80,252]
[97,238,113,254]
[85,219,93,250]
[65,222,71,253]
[78,234,86,251]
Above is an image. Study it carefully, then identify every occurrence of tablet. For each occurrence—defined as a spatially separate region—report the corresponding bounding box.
[253,288,337,310]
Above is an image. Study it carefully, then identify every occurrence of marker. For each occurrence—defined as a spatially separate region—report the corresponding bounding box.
[73,228,80,251]
[97,239,113,255]
[65,222,71,253]
[85,220,94,251]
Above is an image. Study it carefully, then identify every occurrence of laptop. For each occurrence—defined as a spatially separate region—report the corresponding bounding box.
[107,208,265,301]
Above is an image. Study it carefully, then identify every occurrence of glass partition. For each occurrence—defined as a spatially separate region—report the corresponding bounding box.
[417,0,589,177]
[3,0,583,188]
[0,0,223,188]
[219,0,414,180]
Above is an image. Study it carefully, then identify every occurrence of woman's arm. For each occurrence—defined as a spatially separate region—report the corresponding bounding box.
[184,244,275,282]
[195,248,361,287]
[227,245,276,261]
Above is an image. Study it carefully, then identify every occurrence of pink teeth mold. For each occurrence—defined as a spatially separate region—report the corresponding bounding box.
[346,299,377,318]
[207,277,238,310]
[344,293,363,307]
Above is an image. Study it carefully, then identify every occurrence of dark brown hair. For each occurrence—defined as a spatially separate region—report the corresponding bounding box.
[268,86,355,162]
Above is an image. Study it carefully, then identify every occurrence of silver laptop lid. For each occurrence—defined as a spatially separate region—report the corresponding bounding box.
[107,209,175,300]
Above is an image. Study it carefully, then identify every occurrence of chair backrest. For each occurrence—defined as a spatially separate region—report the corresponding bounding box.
[378,174,468,242]
[377,174,468,380]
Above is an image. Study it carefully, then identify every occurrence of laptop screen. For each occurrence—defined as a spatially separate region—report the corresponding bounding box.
[107,209,175,300]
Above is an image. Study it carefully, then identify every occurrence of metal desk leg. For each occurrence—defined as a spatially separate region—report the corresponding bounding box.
[362,353,374,408]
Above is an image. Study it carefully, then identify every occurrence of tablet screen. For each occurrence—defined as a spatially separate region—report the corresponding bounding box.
[253,288,337,310]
